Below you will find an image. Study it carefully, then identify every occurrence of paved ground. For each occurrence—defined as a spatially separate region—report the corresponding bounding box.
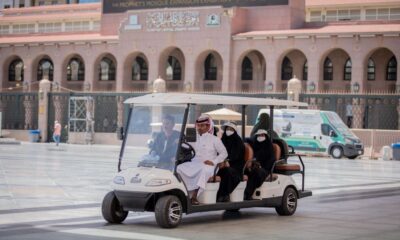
[1,142,400,240]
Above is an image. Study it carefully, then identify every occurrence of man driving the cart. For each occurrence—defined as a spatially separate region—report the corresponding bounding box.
[177,114,227,205]
[149,114,180,169]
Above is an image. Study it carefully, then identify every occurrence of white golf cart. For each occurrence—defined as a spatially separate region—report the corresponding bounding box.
[102,93,312,228]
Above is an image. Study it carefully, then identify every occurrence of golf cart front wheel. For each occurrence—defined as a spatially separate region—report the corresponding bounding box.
[155,195,183,228]
[102,191,128,223]
[275,187,297,216]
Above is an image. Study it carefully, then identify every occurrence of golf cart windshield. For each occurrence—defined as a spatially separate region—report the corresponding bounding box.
[121,104,186,171]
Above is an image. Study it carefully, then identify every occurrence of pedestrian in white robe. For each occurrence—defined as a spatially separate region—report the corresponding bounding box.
[177,114,227,205]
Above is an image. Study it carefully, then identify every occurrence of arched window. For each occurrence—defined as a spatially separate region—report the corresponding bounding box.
[303,60,308,81]
[132,56,148,81]
[323,57,333,80]
[67,58,84,81]
[9,59,24,82]
[166,56,181,80]
[344,58,352,81]
[241,57,253,80]
[367,58,375,80]
[37,58,53,81]
[204,53,217,80]
[99,57,116,81]
[386,56,397,81]
[281,57,293,80]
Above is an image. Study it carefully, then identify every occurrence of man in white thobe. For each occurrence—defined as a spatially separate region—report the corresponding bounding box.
[177,115,227,205]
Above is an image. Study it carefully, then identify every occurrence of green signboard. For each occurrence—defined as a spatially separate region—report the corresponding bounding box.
[103,0,289,14]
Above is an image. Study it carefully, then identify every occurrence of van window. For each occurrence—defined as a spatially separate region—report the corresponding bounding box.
[321,124,331,136]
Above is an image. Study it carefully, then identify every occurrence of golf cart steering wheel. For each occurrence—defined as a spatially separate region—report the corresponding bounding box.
[177,142,196,164]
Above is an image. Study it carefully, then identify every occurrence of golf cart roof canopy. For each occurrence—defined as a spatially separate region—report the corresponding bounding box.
[124,93,308,107]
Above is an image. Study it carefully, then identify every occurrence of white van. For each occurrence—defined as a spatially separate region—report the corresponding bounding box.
[258,109,364,159]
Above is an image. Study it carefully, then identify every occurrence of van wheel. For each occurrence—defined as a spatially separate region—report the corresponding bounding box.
[102,191,128,223]
[275,187,297,216]
[331,146,343,159]
[155,195,182,228]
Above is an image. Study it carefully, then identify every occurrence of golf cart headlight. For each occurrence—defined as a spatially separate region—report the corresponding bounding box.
[113,176,125,185]
[146,178,171,186]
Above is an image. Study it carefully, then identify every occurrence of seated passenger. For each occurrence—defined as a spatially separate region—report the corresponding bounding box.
[216,122,244,202]
[150,114,180,168]
[244,129,276,200]
[176,114,228,205]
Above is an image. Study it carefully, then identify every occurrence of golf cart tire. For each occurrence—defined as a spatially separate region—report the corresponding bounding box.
[331,146,344,159]
[102,191,128,223]
[155,195,183,228]
[275,187,298,216]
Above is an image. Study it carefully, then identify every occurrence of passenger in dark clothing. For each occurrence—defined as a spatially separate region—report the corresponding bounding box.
[217,122,244,202]
[250,112,279,140]
[244,129,276,200]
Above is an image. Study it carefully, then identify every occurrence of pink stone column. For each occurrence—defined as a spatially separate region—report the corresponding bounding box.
[38,79,52,142]
[306,57,319,92]
[147,54,159,91]
[23,96,34,129]
[52,58,63,90]
[116,58,124,92]
[265,55,278,92]
[350,57,364,93]
[117,96,124,129]
[84,54,95,92]
[221,55,231,92]
[23,58,33,92]
[352,97,366,129]
[183,57,195,92]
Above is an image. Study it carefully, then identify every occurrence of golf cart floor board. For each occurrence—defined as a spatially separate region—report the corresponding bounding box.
[186,197,282,214]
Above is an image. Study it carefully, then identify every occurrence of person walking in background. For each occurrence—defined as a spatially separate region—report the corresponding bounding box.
[53,120,61,146]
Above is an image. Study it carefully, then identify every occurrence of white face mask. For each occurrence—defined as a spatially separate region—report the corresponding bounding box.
[225,130,234,136]
[257,136,266,142]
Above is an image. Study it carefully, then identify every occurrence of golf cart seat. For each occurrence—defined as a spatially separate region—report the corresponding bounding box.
[270,138,301,173]
[271,139,306,191]
[244,142,254,162]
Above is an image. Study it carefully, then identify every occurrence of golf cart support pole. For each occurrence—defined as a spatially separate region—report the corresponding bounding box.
[269,106,274,143]
[118,107,133,172]
[173,104,190,179]
[241,105,247,138]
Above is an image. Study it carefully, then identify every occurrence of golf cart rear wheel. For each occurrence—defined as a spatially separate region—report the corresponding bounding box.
[102,191,128,223]
[155,195,183,228]
[275,187,297,216]
[331,146,344,159]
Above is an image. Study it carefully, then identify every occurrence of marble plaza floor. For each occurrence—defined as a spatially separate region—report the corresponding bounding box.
[0,142,399,240]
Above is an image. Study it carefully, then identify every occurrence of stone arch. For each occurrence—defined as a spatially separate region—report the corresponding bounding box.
[61,53,85,91]
[318,48,351,92]
[363,47,397,92]
[2,55,24,90]
[158,47,185,92]
[194,50,223,92]
[277,49,307,91]
[93,53,117,91]
[123,52,149,91]
[31,55,54,92]
[236,50,266,92]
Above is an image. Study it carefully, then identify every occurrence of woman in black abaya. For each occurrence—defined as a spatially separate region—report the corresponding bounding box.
[244,129,276,200]
[216,122,244,202]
